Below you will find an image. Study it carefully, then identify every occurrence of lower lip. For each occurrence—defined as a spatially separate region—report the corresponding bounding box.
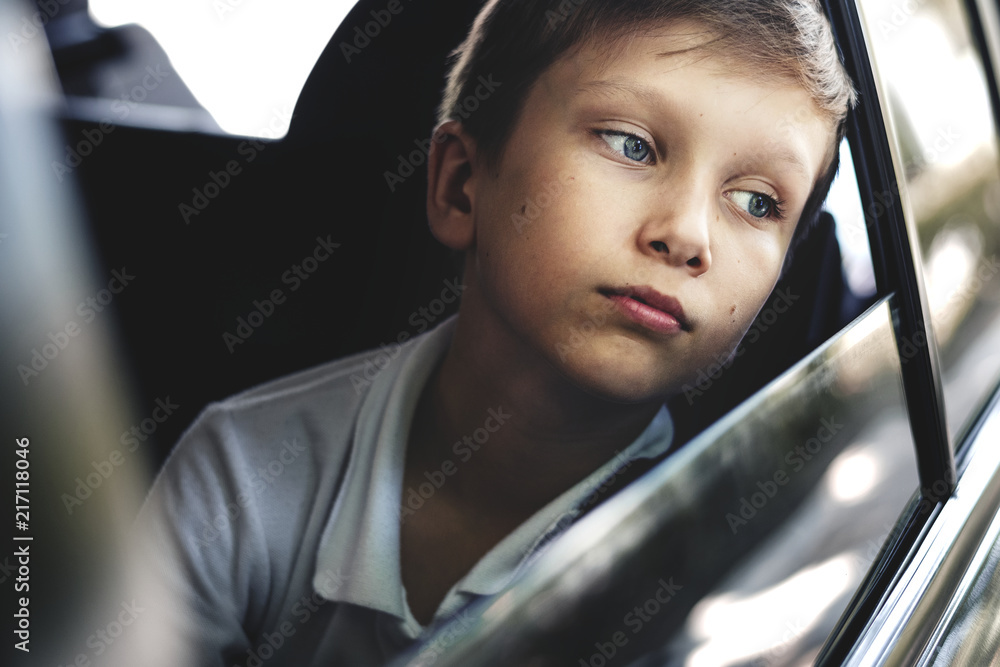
[607,295,683,334]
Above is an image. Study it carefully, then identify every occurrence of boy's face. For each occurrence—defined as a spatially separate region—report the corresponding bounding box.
[458,25,836,403]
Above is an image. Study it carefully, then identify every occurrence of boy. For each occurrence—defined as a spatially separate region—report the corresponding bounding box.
[134,0,855,665]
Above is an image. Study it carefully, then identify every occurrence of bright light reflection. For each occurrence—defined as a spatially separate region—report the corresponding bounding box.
[685,555,856,667]
[826,449,880,503]
[828,139,877,297]
[925,225,981,343]
[89,0,358,137]
[874,13,993,170]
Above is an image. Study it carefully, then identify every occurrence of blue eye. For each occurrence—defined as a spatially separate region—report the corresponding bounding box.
[731,190,782,219]
[599,131,653,163]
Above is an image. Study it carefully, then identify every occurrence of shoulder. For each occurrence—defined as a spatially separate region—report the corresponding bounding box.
[135,345,389,633]
[158,315,457,494]
[161,344,381,498]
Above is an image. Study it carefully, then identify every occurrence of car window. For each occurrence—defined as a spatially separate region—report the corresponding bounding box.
[857,0,1000,446]
[392,297,921,667]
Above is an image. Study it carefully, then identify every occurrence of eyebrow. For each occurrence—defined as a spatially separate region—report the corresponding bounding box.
[578,78,815,180]
[577,78,667,108]
[738,148,811,180]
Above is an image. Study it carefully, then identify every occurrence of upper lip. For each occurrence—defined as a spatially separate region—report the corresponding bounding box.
[603,285,690,330]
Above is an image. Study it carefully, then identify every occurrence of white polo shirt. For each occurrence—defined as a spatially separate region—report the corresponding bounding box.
[133,316,673,666]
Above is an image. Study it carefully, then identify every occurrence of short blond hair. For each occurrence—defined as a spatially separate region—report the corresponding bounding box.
[438,0,857,239]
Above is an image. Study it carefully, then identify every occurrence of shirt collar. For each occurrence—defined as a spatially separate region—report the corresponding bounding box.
[312,318,675,618]
[313,317,457,619]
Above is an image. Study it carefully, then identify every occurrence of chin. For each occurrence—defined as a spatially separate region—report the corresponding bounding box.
[554,350,673,405]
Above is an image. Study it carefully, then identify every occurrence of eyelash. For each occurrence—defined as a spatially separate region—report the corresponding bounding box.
[594,129,788,222]
[594,130,657,165]
[729,190,787,222]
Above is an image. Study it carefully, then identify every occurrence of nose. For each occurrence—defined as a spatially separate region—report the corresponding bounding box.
[636,182,712,277]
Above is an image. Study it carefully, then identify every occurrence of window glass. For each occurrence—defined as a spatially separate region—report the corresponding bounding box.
[404,300,921,667]
[649,306,920,667]
[858,0,1000,442]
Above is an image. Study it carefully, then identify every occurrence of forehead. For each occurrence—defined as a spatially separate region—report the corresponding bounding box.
[525,24,838,179]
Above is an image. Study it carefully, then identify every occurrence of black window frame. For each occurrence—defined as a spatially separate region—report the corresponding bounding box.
[817,0,1000,660]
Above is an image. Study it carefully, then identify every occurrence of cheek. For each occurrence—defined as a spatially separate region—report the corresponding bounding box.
[715,235,789,335]
[471,178,575,315]
[479,171,594,274]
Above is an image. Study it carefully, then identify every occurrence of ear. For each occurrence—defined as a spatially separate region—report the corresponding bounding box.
[427,120,478,251]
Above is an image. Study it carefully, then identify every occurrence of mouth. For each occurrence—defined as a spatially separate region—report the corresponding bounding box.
[600,286,690,334]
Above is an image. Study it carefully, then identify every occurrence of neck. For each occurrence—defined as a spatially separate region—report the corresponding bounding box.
[407,293,665,523]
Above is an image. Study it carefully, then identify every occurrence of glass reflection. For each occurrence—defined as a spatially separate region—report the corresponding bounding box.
[858,0,1000,441]
[655,306,921,667]
[395,301,920,667]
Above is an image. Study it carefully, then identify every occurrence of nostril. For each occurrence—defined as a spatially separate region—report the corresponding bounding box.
[687,257,702,268]
[651,241,668,253]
